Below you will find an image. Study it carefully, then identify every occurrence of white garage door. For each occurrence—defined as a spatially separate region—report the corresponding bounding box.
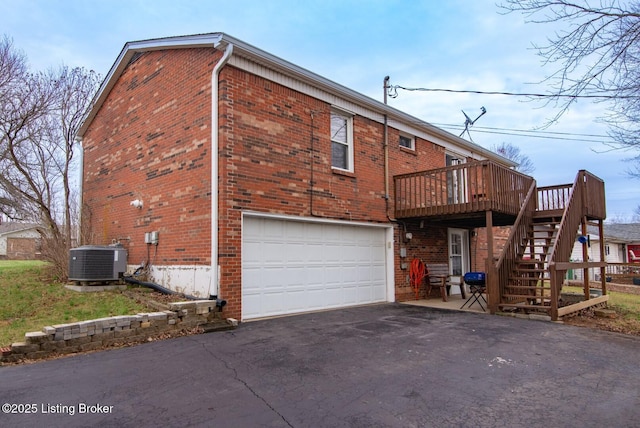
[242,216,388,320]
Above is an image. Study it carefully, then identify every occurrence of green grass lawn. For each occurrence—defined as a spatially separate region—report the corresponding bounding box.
[564,285,640,318]
[0,260,148,347]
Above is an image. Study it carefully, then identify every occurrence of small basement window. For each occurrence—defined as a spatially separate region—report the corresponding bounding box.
[399,134,415,150]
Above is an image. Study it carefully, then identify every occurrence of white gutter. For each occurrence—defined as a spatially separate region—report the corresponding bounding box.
[209,42,234,298]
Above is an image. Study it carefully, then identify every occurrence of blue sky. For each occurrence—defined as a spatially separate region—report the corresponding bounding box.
[4,0,638,221]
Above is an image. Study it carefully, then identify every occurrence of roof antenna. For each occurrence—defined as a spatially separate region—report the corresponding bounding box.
[459,106,487,141]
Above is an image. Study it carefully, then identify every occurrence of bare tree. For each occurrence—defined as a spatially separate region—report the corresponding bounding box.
[501,1,640,124]
[0,35,100,277]
[501,0,640,214]
[48,66,101,247]
[492,142,536,174]
[0,36,58,225]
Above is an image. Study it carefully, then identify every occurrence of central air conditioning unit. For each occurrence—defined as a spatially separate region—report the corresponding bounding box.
[69,245,127,283]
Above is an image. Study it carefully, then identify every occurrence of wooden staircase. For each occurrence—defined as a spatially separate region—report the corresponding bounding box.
[494,170,607,320]
[500,215,562,313]
[392,162,606,320]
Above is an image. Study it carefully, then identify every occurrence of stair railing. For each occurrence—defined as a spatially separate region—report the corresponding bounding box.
[492,179,537,310]
[547,171,587,320]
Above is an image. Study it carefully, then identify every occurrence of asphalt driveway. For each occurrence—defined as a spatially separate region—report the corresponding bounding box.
[1,303,639,427]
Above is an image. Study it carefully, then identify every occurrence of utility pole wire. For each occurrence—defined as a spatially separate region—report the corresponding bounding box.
[388,84,636,100]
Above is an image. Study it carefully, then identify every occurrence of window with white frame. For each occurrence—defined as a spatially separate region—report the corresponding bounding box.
[331,110,353,171]
[399,134,415,150]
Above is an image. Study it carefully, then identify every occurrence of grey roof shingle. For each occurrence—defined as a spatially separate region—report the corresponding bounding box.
[586,223,640,242]
[0,222,41,235]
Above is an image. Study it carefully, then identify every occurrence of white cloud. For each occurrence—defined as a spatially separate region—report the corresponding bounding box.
[3,0,637,219]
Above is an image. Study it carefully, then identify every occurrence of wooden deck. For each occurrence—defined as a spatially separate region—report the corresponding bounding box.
[394,163,608,321]
[394,161,533,227]
[393,162,605,224]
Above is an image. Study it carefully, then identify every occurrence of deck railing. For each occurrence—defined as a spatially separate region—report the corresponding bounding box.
[582,171,607,219]
[547,170,606,319]
[394,161,534,218]
[604,263,640,277]
[537,183,572,213]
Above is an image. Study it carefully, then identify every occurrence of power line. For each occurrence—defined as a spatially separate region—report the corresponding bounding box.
[388,85,634,100]
[432,123,612,139]
[388,114,617,143]
[384,82,621,143]
[433,123,614,144]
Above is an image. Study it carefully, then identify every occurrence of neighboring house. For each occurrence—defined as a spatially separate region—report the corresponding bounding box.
[570,223,640,280]
[605,223,640,263]
[77,33,606,321]
[0,222,42,260]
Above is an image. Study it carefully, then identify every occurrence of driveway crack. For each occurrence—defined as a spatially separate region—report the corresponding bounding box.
[195,339,294,427]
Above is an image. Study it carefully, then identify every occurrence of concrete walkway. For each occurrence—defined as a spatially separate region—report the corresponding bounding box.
[1,303,639,427]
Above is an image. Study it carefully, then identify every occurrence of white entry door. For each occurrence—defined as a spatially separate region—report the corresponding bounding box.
[448,228,469,295]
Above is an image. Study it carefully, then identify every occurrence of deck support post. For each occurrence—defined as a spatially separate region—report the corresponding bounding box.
[485,210,499,314]
[550,265,559,321]
[581,217,590,300]
[598,219,607,295]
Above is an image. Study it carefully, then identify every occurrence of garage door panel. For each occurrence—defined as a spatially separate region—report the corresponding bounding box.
[323,245,343,263]
[323,226,342,242]
[264,242,288,263]
[340,266,359,282]
[321,288,343,307]
[262,293,285,314]
[285,290,308,310]
[242,217,388,320]
[371,264,385,277]
[281,266,304,286]
[243,270,262,292]
[305,244,324,262]
[340,250,358,263]
[356,265,374,281]
[342,285,359,304]
[323,265,345,285]
[243,293,263,318]
[262,267,287,290]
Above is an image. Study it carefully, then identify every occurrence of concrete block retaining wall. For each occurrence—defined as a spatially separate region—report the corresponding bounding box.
[0,301,235,364]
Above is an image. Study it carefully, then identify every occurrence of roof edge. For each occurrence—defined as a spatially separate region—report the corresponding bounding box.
[75,33,514,167]
[77,33,226,138]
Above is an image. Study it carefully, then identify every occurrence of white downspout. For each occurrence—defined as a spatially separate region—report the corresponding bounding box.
[209,42,233,298]
[77,138,84,246]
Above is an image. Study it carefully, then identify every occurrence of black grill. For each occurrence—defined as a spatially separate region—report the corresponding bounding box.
[463,272,485,286]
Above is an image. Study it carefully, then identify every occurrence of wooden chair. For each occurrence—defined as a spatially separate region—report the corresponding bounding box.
[425,263,450,302]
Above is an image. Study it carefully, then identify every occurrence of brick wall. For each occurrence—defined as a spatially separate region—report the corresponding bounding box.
[83,46,453,319]
[7,238,38,260]
[471,226,511,272]
[395,220,449,300]
[82,48,220,267]
[216,66,449,316]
